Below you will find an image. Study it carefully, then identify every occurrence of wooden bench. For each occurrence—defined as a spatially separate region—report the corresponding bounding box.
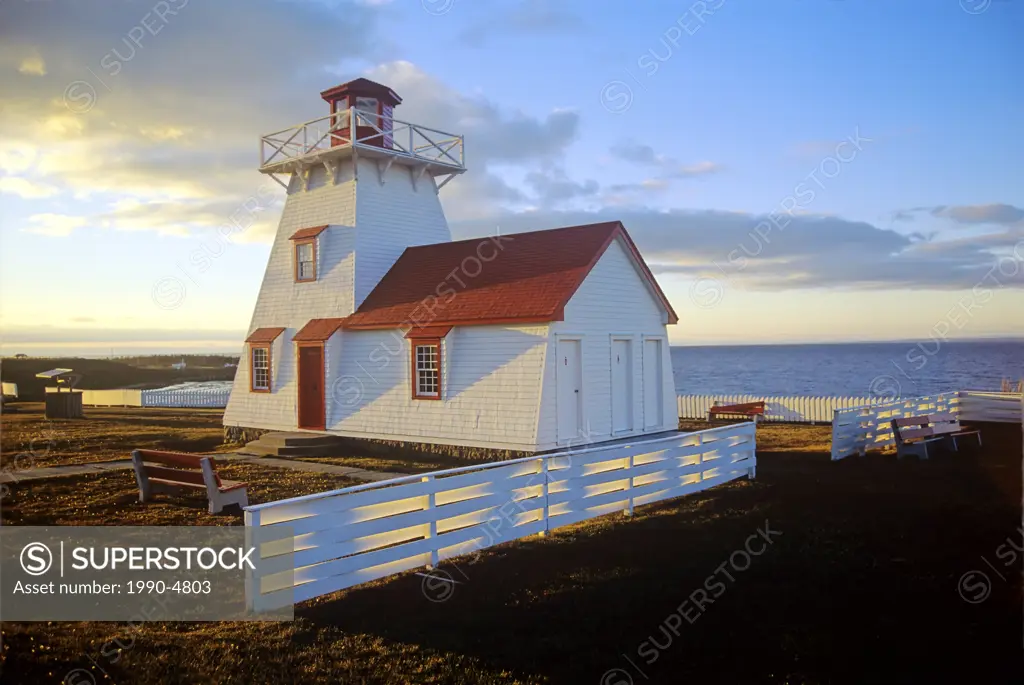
[131,450,248,514]
[708,401,766,423]
[890,413,982,459]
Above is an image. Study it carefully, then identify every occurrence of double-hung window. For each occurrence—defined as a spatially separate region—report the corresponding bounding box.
[412,341,441,399]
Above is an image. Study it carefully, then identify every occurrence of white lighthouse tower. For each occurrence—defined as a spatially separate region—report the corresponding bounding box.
[224,78,466,435]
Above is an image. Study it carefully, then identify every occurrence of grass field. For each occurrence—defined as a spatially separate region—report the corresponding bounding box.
[0,407,1021,684]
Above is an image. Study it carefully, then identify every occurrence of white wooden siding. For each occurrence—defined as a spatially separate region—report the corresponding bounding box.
[225,157,453,432]
[327,324,550,450]
[353,161,451,308]
[539,238,677,449]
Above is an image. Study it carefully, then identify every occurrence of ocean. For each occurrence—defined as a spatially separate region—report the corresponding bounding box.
[671,340,1024,398]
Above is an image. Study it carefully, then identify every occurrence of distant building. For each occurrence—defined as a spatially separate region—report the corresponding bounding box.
[171,359,187,370]
[224,78,678,452]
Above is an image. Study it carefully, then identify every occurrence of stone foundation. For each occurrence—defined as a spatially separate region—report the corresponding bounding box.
[223,426,271,445]
[223,425,532,462]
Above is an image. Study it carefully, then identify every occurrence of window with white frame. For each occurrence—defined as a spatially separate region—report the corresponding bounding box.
[295,240,316,282]
[250,345,271,392]
[412,342,440,399]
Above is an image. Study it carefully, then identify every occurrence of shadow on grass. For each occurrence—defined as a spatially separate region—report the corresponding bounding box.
[299,422,1022,684]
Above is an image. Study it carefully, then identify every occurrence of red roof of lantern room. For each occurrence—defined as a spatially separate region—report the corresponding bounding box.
[342,221,678,330]
[320,78,402,107]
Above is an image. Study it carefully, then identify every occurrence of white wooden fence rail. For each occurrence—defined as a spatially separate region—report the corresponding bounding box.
[958,390,1023,423]
[830,391,1021,460]
[243,423,757,612]
[830,392,962,460]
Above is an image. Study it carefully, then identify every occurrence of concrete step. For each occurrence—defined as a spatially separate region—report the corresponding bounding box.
[239,437,347,458]
[257,431,346,448]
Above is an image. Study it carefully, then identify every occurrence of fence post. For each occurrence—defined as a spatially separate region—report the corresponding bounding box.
[423,475,438,569]
[244,508,261,614]
[624,452,635,518]
[696,433,704,485]
[539,458,549,537]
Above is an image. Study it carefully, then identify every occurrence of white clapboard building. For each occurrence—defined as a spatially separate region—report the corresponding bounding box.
[224,78,679,452]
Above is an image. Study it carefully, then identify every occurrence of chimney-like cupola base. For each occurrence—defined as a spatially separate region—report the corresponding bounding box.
[320,78,402,150]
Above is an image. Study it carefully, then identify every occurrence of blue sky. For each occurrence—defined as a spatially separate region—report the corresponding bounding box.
[1,0,1022,355]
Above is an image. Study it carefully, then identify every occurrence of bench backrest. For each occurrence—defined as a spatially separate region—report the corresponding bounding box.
[132,450,223,487]
[711,401,766,414]
[892,413,961,443]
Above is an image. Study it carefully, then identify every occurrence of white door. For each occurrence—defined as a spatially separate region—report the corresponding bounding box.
[643,338,663,429]
[611,339,632,434]
[556,338,583,442]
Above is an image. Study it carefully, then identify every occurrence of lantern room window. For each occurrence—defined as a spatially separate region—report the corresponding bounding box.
[355,97,379,125]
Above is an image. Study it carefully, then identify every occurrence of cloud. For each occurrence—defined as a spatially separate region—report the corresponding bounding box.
[24,213,88,237]
[458,0,584,47]
[609,140,723,180]
[893,204,1024,227]
[451,207,1024,291]
[0,176,59,199]
[364,61,582,221]
[17,52,46,76]
[932,204,1024,226]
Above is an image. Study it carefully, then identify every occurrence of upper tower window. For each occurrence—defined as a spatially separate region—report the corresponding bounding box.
[289,225,328,283]
[295,240,316,282]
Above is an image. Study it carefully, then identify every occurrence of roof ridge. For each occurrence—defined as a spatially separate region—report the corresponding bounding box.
[403,220,623,253]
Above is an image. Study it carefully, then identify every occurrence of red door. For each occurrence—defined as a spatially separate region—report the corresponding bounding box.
[297,345,325,430]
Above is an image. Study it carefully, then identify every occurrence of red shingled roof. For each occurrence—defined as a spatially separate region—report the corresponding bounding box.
[289,225,328,241]
[343,221,677,329]
[245,327,286,343]
[293,318,345,342]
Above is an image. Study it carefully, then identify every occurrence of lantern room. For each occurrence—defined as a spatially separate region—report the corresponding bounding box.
[320,77,402,149]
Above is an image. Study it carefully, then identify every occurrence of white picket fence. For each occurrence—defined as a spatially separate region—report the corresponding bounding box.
[139,388,231,408]
[46,386,230,408]
[243,423,757,611]
[677,393,888,424]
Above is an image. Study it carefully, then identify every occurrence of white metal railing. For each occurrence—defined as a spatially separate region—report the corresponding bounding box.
[260,108,465,171]
[830,392,961,460]
[243,423,756,611]
[677,393,891,424]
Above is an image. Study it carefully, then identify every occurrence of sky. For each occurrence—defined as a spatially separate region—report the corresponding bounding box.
[1,0,1022,355]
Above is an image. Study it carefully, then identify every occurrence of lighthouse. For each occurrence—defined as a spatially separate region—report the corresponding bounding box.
[225,78,678,454]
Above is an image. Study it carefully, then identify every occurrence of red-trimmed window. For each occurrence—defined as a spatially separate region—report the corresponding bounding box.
[294,239,316,282]
[411,340,441,399]
[250,345,271,392]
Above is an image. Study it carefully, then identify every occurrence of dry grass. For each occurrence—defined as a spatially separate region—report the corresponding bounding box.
[1,403,231,469]
[1,409,1021,684]
[0,462,359,527]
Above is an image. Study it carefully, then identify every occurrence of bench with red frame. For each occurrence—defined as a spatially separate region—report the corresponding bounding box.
[708,400,766,423]
[131,449,248,514]
[890,413,982,460]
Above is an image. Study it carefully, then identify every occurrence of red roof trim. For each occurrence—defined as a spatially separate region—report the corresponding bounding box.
[289,225,328,241]
[245,327,286,344]
[293,318,345,343]
[404,325,453,339]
